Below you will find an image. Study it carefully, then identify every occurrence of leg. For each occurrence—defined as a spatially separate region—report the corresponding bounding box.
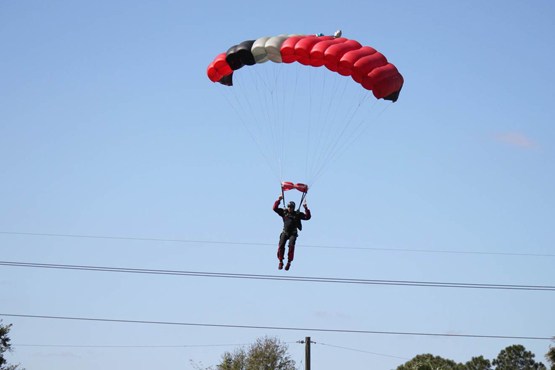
[277,232,287,269]
[285,234,297,270]
[287,234,297,262]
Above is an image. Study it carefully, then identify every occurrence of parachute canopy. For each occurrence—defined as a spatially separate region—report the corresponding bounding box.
[207,33,404,102]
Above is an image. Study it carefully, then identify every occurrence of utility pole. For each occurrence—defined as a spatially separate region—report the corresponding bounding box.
[305,336,311,370]
[298,337,314,370]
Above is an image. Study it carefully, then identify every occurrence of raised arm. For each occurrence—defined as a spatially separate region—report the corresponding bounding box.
[273,195,284,216]
[301,202,311,220]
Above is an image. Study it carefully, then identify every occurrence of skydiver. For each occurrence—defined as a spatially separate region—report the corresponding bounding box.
[272,195,311,271]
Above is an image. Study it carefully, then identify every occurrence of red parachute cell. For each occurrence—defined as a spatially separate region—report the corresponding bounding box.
[294,36,334,65]
[206,53,232,82]
[309,37,346,67]
[366,64,405,100]
[324,39,363,72]
[280,36,307,63]
[352,52,388,84]
[337,46,377,76]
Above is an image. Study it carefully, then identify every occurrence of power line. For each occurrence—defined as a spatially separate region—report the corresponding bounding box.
[13,343,252,349]
[2,260,554,291]
[1,231,553,258]
[13,341,407,361]
[14,341,300,349]
[316,342,409,360]
[1,313,551,341]
[13,341,408,361]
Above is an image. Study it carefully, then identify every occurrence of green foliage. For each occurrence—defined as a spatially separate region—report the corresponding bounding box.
[0,321,13,369]
[218,349,247,370]
[544,345,555,370]
[493,344,546,370]
[0,321,22,370]
[397,344,555,370]
[464,355,492,370]
[216,336,296,370]
[396,353,465,370]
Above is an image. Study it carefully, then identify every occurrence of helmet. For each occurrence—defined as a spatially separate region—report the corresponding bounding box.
[287,201,296,209]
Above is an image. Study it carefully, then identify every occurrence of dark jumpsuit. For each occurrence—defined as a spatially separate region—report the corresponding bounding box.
[273,199,311,262]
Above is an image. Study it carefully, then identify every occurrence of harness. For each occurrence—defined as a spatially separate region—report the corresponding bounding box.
[282,209,303,234]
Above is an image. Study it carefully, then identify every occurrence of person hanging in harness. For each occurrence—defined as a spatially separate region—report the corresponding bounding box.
[272,195,311,271]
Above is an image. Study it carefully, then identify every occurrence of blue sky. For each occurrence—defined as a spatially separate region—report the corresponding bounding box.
[1,1,554,369]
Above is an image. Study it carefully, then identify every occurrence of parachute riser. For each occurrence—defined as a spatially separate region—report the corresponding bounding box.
[298,192,307,212]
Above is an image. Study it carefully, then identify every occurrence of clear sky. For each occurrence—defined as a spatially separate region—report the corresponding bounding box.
[1,1,554,369]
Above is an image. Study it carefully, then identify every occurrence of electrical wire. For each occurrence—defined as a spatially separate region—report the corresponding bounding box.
[13,343,252,349]
[13,340,299,349]
[12,341,409,363]
[315,342,409,360]
[12,342,407,362]
[0,313,551,341]
[1,231,553,258]
[1,260,554,291]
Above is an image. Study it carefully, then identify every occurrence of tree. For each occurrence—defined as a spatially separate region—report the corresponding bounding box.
[464,355,492,370]
[493,344,546,370]
[396,353,465,370]
[546,345,555,370]
[0,321,22,370]
[218,349,247,370]
[216,336,296,370]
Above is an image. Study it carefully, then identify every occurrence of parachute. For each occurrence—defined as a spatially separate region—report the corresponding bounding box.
[207,33,403,101]
[207,32,404,202]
